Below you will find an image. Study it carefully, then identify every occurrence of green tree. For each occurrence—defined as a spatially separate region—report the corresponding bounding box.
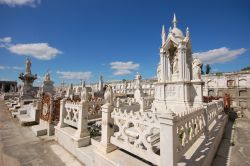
[241,66,250,71]
[205,64,211,74]
[200,64,204,75]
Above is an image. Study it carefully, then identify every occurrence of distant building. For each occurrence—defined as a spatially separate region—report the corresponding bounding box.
[202,70,250,109]
[0,80,17,93]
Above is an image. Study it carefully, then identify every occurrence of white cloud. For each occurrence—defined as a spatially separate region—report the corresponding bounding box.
[114,70,131,76]
[193,47,247,64]
[12,66,23,70]
[0,65,23,70]
[8,43,62,60]
[0,0,40,7]
[57,71,92,80]
[0,37,11,43]
[0,37,12,48]
[110,61,139,76]
[0,66,5,70]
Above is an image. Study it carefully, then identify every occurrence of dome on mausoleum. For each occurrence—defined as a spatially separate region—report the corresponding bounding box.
[171,13,184,39]
[171,27,184,38]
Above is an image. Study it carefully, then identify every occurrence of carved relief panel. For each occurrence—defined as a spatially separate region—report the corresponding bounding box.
[40,93,51,121]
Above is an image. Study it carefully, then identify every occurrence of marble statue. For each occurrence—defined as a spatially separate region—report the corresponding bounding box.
[135,72,142,90]
[104,85,113,105]
[25,58,31,74]
[192,58,202,80]
[173,55,178,74]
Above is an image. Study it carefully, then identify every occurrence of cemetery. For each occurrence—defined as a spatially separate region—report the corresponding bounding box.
[0,14,249,166]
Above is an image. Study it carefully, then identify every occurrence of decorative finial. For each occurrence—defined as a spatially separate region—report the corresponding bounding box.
[173,13,177,28]
[161,24,166,46]
[169,27,172,33]
[186,27,190,38]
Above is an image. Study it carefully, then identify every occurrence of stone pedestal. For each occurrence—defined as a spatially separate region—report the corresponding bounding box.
[57,98,67,128]
[158,112,178,166]
[99,104,117,153]
[19,59,37,99]
[153,80,204,113]
[74,101,90,139]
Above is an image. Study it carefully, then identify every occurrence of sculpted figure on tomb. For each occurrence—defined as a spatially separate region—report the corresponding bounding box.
[157,63,161,81]
[25,58,31,74]
[135,72,142,90]
[37,88,42,98]
[104,85,113,105]
[192,57,202,80]
[81,87,89,101]
[44,72,51,81]
[173,55,179,74]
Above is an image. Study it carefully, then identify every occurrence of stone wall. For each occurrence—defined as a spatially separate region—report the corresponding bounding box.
[202,71,250,109]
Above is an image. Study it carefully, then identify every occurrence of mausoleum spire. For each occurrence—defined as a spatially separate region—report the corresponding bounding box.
[173,13,177,28]
[161,24,166,46]
[186,27,190,38]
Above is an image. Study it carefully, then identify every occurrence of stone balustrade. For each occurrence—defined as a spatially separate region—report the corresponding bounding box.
[60,98,103,128]
[64,102,80,128]
[100,99,225,166]
[110,108,160,165]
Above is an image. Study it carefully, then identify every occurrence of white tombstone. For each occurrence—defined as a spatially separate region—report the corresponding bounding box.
[152,14,204,113]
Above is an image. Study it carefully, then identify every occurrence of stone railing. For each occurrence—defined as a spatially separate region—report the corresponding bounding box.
[140,97,154,111]
[61,99,103,127]
[110,108,160,165]
[57,99,89,139]
[175,99,224,161]
[100,99,225,166]
[64,101,81,128]
[88,100,103,120]
[175,106,206,160]
[207,100,224,126]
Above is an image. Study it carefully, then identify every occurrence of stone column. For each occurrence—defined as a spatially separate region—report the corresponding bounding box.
[167,53,171,81]
[57,98,67,128]
[160,48,165,82]
[177,42,187,81]
[74,101,90,138]
[158,112,178,166]
[48,98,54,136]
[35,99,42,124]
[99,103,117,153]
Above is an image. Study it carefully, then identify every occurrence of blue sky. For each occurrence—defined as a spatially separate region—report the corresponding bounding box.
[0,0,249,85]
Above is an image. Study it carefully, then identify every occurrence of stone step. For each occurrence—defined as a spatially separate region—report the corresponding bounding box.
[18,114,37,126]
[31,124,47,136]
